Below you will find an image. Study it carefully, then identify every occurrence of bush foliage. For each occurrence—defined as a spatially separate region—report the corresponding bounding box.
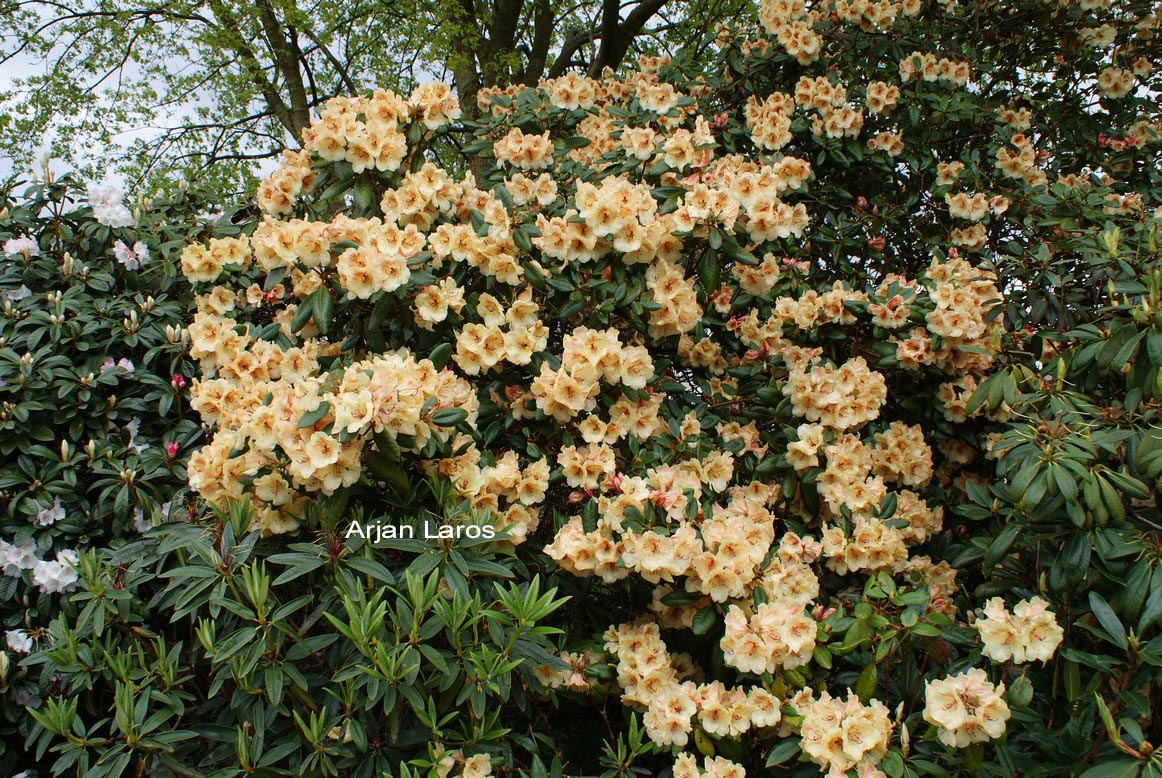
[0,175,250,772]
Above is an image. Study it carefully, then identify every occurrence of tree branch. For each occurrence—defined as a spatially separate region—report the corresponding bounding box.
[301,27,359,95]
[588,0,667,76]
[547,28,596,79]
[253,0,312,138]
[205,0,297,136]
[520,0,554,84]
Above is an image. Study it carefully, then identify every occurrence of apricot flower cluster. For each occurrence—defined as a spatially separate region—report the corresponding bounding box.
[923,669,1011,748]
[974,596,1065,664]
[797,691,894,777]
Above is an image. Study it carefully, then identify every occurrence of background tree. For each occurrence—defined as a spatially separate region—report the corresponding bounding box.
[0,0,749,199]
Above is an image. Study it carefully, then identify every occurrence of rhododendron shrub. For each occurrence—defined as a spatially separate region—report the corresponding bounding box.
[0,174,247,773]
[173,50,1018,778]
[176,3,1161,772]
[21,0,1162,772]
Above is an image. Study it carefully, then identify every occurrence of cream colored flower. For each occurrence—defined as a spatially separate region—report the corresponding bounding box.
[976,596,1063,664]
[924,669,1010,747]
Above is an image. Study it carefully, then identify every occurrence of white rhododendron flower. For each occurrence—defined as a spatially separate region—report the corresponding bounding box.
[113,240,150,270]
[673,753,746,778]
[33,497,66,526]
[0,538,40,576]
[798,690,893,776]
[3,236,38,256]
[460,754,493,778]
[5,629,32,654]
[32,550,80,594]
[133,500,175,533]
[4,284,32,303]
[87,181,134,227]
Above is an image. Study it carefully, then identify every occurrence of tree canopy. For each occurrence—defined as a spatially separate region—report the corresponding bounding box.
[0,0,746,197]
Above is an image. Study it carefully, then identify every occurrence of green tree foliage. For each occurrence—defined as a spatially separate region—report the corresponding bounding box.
[0,0,747,197]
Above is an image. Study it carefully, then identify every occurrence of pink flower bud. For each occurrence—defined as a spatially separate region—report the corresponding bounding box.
[649,490,677,510]
[603,472,626,492]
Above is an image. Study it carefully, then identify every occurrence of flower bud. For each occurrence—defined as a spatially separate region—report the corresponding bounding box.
[1102,227,1119,257]
[39,152,53,182]
[165,325,187,344]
